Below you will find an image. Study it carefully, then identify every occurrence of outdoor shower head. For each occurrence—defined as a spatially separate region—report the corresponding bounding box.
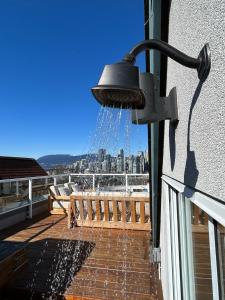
[91,62,145,109]
[91,39,211,113]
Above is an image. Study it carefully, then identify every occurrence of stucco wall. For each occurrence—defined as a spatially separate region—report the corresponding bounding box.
[163,0,225,201]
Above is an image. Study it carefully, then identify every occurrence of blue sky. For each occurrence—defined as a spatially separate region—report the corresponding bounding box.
[0,0,148,159]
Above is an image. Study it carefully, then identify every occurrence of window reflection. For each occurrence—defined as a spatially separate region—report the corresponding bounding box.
[191,203,213,300]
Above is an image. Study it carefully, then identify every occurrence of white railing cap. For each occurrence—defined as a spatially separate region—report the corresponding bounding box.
[0,172,149,184]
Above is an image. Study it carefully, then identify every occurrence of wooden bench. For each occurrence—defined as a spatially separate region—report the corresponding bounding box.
[48,194,70,215]
[68,194,150,231]
[48,188,94,215]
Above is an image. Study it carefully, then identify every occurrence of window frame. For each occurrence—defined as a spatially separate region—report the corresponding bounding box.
[161,175,225,300]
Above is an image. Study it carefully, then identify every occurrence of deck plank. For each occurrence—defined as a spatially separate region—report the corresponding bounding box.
[1,214,159,300]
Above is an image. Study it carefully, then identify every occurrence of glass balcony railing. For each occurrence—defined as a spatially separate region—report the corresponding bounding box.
[0,173,149,217]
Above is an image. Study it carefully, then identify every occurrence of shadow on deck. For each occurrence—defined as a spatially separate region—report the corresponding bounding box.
[0,214,159,300]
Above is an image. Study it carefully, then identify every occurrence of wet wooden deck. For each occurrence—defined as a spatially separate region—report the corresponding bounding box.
[0,214,159,300]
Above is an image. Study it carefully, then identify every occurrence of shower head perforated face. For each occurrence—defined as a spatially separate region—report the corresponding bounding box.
[92,86,145,109]
[91,62,145,109]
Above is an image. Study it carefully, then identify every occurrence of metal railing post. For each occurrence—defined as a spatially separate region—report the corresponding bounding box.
[125,174,128,192]
[93,174,95,191]
[28,179,33,219]
[69,175,72,183]
[54,177,57,185]
[16,181,19,197]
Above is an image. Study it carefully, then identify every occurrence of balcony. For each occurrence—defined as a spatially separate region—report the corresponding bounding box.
[0,173,162,299]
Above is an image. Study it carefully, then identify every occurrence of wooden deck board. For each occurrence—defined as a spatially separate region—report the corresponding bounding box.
[0,214,159,300]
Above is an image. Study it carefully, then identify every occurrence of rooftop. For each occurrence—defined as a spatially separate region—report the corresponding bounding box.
[0,156,47,180]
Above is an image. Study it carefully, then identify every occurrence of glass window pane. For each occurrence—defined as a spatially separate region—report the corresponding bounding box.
[0,181,29,213]
[217,223,225,298]
[191,203,213,300]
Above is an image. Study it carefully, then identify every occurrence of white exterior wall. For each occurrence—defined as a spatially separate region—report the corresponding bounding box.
[160,1,225,299]
[162,0,225,201]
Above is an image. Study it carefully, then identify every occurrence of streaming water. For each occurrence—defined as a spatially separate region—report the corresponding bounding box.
[76,105,128,299]
[26,104,153,299]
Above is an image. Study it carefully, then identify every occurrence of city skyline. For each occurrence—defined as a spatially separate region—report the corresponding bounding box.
[47,147,149,175]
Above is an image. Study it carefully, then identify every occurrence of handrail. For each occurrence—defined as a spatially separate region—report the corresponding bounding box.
[0,173,148,184]
[0,173,149,219]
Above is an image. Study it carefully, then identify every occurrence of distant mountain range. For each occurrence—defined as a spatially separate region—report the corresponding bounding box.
[37,154,93,169]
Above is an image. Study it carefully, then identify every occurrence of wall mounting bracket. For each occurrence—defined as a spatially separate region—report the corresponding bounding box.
[132,73,178,124]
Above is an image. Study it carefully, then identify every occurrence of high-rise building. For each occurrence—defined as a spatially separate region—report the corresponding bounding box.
[110,160,117,173]
[98,148,106,163]
[119,149,124,157]
[128,155,134,173]
[88,161,95,172]
[102,159,110,173]
[132,156,140,174]
[137,151,145,174]
[105,154,111,171]
[117,149,124,173]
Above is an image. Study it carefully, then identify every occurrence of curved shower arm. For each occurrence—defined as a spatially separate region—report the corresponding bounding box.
[123,39,211,81]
